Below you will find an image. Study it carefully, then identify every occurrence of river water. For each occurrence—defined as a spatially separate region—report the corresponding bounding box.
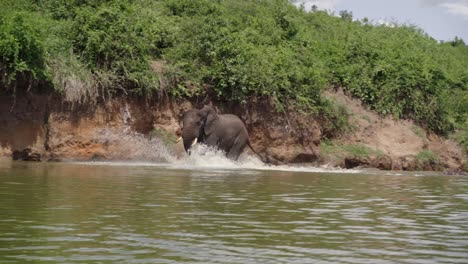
[1,155,468,263]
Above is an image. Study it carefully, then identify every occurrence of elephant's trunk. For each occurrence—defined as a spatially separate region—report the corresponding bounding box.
[183,137,198,154]
[183,138,192,152]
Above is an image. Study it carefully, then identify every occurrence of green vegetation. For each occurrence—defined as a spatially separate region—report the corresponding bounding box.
[411,125,428,140]
[319,98,353,138]
[0,8,47,91]
[416,150,438,163]
[320,140,384,159]
[1,0,467,141]
[415,150,440,170]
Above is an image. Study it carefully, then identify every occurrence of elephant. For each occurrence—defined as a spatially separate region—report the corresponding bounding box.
[177,105,260,161]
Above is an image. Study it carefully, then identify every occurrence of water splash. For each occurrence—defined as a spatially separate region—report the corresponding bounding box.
[172,144,361,174]
[79,129,359,174]
[121,103,132,134]
[173,144,263,169]
[93,129,178,163]
[86,135,358,174]
[84,104,178,163]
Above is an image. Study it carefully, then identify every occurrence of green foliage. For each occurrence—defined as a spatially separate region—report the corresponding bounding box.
[48,54,98,103]
[319,98,352,138]
[165,0,327,109]
[320,140,384,159]
[165,0,219,17]
[441,86,468,152]
[69,1,165,93]
[343,144,384,158]
[0,12,47,89]
[451,121,468,154]
[415,150,438,164]
[411,125,428,140]
[329,24,458,133]
[39,0,113,20]
[414,150,442,170]
[1,0,467,141]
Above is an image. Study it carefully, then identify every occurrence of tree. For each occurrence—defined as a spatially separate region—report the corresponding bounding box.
[339,10,353,21]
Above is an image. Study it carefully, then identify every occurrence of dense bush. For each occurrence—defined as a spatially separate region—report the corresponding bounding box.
[332,25,455,133]
[0,12,46,89]
[163,0,330,112]
[0,0,467,140]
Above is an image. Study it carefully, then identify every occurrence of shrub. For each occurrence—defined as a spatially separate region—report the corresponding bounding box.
[0,12,47,91]
[320,141,384,158]
[319,98,352,138]
[415,150,440,170]
[1,0,467,141]
[70,2,158,93]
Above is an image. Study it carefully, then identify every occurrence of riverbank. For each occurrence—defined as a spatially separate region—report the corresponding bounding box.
[0,91,465,172]
[2,0,466,172]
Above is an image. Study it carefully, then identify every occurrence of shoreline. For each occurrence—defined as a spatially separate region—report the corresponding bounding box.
[0,93,465,172]
[1,159,466,177]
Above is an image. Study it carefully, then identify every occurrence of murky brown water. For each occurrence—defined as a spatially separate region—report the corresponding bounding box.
[1,161,468,263]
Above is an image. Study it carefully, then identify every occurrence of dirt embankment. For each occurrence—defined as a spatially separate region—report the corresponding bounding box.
[323,88,465,171]
[0,92,465,172]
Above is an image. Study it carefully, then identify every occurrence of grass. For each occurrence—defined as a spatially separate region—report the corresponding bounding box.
[48,55,98,104]
[361,115,371,123]
[411,125,428,140]
[414,150,441,170]
[320,140,384,159]
[319,98,353,138]
[344,144,384,158]
[415,150,438,164]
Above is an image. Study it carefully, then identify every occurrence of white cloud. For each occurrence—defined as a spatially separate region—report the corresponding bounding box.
[440,1,468,19]
[420,0,468,19]
[420,0,450,6]
[375,19,397,27]
[420,0,468,6]
[293,0,340,12]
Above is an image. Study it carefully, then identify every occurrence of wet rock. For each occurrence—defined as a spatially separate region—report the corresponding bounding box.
[91,152,107,161]
[12,148,41,161]
[370,155,393,170]
[444,169,468,176]
[291,152,319,163]
[397,156,417,171]
[344,157,370,169]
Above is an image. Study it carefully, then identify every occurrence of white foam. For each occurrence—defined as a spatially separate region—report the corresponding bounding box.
[170,144,362,174]
[71,144,361,174]
[61,114,365,174]
[93,128,178,163]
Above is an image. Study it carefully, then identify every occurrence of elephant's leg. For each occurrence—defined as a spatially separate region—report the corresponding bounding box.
[227,135,248,160]
[204,134,219,149]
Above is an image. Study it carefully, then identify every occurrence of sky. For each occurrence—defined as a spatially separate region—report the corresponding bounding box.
[293,0,468,41]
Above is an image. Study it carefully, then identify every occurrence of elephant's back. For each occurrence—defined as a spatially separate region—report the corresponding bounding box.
[218,114,248,135]
[220,114,244,122]
[220,114,246,125]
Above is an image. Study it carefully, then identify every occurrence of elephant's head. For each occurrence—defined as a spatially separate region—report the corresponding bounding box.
[179,105,217,154]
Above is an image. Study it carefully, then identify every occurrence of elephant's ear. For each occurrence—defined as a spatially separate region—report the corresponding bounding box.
[201,106,217,136]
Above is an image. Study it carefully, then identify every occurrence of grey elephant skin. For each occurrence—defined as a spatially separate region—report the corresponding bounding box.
[179,105,259,160]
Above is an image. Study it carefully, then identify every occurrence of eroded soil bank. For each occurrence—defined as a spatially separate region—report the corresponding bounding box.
[0,92,465,172]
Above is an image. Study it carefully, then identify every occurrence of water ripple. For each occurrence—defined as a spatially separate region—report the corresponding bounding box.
[1,162,468,263]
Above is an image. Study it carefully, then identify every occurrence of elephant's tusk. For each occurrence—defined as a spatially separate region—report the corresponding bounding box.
[176,136,182,143]
[191,138,198,146]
